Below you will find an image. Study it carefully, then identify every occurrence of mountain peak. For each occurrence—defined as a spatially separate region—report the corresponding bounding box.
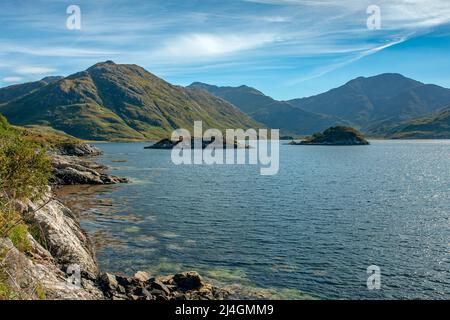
[99,60,116,66]
[189,82,218,90]
[87,60,118,70]
[0,63,259,141]
[347,73,418,85]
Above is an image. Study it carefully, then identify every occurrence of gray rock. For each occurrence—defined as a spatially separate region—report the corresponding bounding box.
[20,195,99,279]
[55,143,103,157]
[99,273,118,291]
[152,280,171,296]
[51,154,129,185]
[0,238,103,300]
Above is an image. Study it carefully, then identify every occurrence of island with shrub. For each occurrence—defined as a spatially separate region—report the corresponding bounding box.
[290,126,369,146]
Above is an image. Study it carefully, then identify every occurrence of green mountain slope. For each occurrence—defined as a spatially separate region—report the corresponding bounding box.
[374,106,450,139]
[0,62,260,140]
[0,76,63,104]
[288,73,450,130]
[188,82,347,136]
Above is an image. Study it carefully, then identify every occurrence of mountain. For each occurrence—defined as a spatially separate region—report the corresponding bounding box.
[188,82,347,136]
[374,106,450,139]
[288,73,450,130]
[0,62,260,141]
[0,76,63,104]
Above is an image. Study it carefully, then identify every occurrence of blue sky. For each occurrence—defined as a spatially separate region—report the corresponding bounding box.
[0,0,450,99]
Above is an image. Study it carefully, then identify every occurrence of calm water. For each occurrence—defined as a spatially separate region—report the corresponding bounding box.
[62,140,449,299]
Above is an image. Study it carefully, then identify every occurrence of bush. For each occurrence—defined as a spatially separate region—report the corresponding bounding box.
[0,136,52,201]
[0,132,51,249]
[0,114,52,300]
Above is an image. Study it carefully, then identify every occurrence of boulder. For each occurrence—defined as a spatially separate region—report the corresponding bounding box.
[173,272,205,291]
[20,196,99,279]
[51,154,129,185]
[99,273,118,291]
[55,143,103,157]
[134,271,150,283]
[151,280,171,296]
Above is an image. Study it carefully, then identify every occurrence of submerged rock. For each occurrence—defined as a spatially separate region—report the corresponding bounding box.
[290,126,369,146]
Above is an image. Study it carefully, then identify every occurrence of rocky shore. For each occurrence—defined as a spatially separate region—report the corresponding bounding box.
[0,142,248,300]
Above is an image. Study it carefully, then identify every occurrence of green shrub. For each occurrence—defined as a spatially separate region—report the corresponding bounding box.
[7,224,31,253]
[0,136,52,201]
[0,114,51,249]
[0,114,8,130]
[0,280,18,300]
[0,114,52,300]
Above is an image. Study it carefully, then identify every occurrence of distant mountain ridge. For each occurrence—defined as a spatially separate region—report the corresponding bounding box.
[0,62,260,141]
[188,82,347,136]
[191,74,450,138]
[288,73,450,131]
[3,69,450,140]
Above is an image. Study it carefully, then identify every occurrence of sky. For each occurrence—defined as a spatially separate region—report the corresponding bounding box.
[0,0,450,100]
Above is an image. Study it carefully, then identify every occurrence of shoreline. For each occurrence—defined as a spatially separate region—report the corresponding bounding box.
[2,141,279,300]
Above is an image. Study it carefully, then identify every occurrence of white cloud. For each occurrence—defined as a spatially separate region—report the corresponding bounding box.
[245,0,450,30]
[2,76,23,82]
[15,66,56,75]
[152,33,278,61]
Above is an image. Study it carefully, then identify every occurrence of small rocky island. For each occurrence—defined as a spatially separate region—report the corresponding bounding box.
[145,137,248,149]
[290,126,369,146]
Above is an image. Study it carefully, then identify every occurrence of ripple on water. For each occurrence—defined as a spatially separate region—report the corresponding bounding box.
[62,141,450,299]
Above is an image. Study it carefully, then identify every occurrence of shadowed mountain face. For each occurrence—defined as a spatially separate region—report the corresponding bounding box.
[188,82,347,136]
[288,73,450,130]
[0,62,260,141]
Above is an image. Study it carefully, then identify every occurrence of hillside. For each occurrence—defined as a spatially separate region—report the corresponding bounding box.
[377,107,450,139]
[188,82,346,136]
[0,62,260,141]
[288,73,450,130]
[0,76,63,104]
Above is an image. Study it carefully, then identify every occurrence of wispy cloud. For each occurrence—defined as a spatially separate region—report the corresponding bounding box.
[287,35,411,85]
[2,76,23,83]
[151,33,278,61]
[0,43,120,58]
[0,0,449,96]
[15,65,57,75]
